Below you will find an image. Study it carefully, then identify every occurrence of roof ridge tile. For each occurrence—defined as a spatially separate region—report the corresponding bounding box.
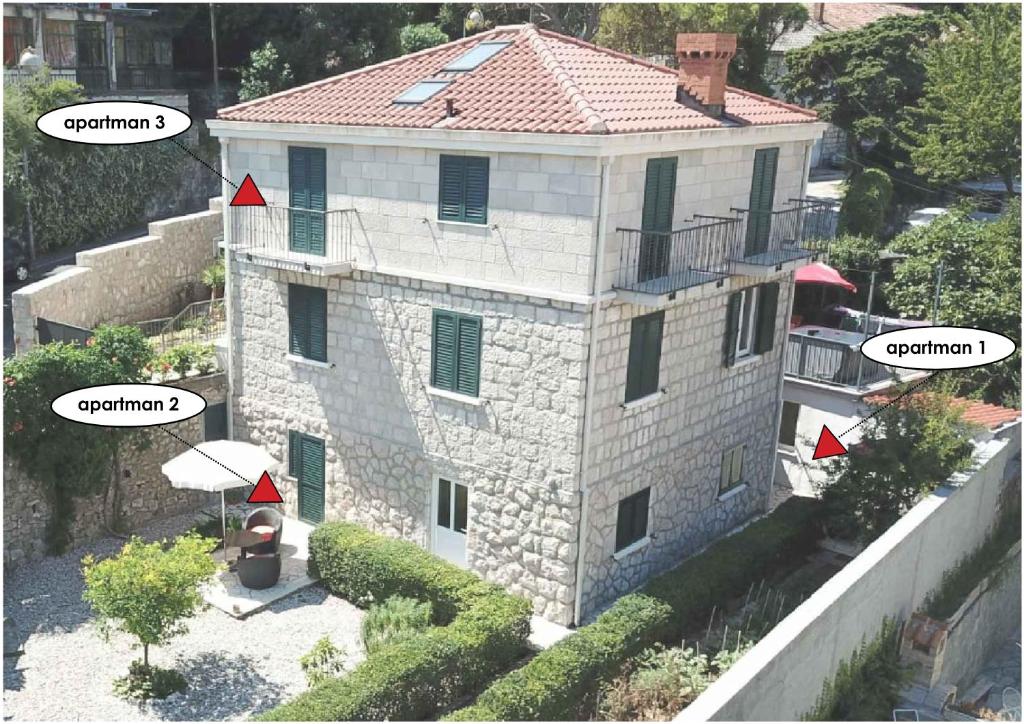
[522,25,608,133]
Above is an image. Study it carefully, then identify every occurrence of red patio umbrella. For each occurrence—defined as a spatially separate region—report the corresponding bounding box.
[795,262,857,293]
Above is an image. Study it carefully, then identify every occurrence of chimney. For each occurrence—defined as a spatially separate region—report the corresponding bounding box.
[675,33,737,118]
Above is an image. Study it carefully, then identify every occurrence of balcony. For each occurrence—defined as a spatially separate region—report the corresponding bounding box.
[229,205,356,276]
[729,198,837,276]
[785,325,912,390]
[614,216,740,305]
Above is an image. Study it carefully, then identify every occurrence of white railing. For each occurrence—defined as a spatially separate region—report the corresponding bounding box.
[229,205,355,272]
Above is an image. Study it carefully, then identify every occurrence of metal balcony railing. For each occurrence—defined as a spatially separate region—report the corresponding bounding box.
[614,216,741,295]
[731,198,838,267]
[229,205,355,274]
[785,329,898,389]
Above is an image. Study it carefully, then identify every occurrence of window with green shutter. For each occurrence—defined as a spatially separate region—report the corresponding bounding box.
[289,430,326,523]
[639,158,677,282]
[289,147,327,255]
[288,284,327,362]
[745,147,779,256]
[615,487,651,552]
[720,444,745,495]
[625,311,664,403]
[723,281,780,366]
[431,309,482,397]
[438,155,489,224]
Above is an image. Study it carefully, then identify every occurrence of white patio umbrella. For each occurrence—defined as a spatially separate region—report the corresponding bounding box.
[162,440,281,545]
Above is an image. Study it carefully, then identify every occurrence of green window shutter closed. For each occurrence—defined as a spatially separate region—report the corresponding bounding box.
[642,158,677,233]
[625,311,664,402]
[288,284,309,357]
[308,149,327,255]
[746,148,779,255]
[438,155,489,224]
[463,156,489,225]
[288,430,300,477]
[455,315,482,397]
[289,147,327,255]
[723,291,742,367]
[432,310,458,390]
[754,281,780,354]
[298,435,325,524]
[308,287,327,362]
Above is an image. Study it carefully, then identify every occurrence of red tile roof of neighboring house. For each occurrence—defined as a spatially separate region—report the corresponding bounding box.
[863,391,1021,432]
[217,24,817,134]
[811,3,923,32]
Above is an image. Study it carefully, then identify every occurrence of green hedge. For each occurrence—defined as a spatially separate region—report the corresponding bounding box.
[446,497,823,721]
[257,523,531,721]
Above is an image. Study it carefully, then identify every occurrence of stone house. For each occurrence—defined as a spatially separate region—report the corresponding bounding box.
[207,25,833,625]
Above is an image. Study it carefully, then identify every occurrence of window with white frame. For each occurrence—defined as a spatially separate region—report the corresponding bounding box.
[720,444,745,494]
[735,285,759,360]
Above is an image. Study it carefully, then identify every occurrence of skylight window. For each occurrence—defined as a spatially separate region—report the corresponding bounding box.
[443,41,511,72]
[394,79,451,105]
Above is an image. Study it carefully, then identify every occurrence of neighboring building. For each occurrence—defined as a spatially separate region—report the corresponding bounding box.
[208,25,835,625]
[768,2,924,169]
[3,3,188,111]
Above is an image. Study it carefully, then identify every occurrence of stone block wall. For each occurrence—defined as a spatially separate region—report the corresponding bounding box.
[579,274,794,615]
[3,373,227,569]
[225,141,599,297]
[11,198,223,353]
[230,263,588,623]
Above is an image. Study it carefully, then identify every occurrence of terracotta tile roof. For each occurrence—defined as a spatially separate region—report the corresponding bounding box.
[773,4,924,52]
[863,391,1021,432]
[217,24,817,134]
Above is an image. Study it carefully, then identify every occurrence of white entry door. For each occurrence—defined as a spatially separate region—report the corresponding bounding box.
[433,477,467,567]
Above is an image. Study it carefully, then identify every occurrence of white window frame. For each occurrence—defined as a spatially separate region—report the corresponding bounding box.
[735,286,760,360]
[720,444,745,494]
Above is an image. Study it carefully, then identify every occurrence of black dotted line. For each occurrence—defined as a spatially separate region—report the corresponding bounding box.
[839,372,941,438]
[169,138,238,189]
[159,426,254,485]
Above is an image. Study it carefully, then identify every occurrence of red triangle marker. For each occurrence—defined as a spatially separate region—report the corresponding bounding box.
[229,174,267,207]
[812,425,848,460]
[248,470,283,504]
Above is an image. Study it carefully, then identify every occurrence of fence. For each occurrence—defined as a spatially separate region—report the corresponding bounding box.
[3,67,77,86]
[230,205,354,267]
[615,217,740,294]
[733,198,838,261]
[785,331,895,388]
[35,318,92,346]
[132,298,225,356]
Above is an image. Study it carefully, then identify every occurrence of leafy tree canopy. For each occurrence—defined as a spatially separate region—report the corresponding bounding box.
[437,3,602,40]
[400,23,450,54]
[238,42,295,102]
[901,4,1022,194]
[884,201,1021,406]
[596,3,808,94]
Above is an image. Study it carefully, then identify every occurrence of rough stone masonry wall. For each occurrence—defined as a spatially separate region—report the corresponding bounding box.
[11,197,223,354]
[3,373,227,569]
[225,140,599,297]
[580,274,794,617]
[230,263,587,623]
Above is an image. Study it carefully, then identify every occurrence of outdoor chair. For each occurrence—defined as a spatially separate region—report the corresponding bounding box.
[236,553,281,589]
[242,507,283,556]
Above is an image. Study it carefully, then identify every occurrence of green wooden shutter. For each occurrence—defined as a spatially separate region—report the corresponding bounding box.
[754,281,780,354]
[455,315,482,397]
[289,148,309,253]
[308,287,327,362]
[431,310,458,391]
[298,435,325,523]
[288,284,309,357]
[625,312,664,402]
[746,148,779,255]
[463,156,489,225]
[308,148,327,256]
[288,430,300,477]
[639,158,677,281]
[438,155,465,222]
[723,291,742,367]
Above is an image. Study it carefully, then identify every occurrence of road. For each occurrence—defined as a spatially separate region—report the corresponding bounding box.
[3,225,147,358]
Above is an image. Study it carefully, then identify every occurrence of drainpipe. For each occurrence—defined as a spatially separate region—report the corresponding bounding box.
[767,273,797,510]
[572,156,612,627]
[220,138,234,440]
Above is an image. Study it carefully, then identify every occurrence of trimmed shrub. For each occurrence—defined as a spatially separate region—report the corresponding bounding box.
[361,595,432,655]
[257,522,531,721]
[838,168,894,239]
[446,497,823,721]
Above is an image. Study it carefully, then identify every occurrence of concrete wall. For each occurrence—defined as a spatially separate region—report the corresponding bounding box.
[580,273,794,615]
[11,198,222,353]
[224,141,600,297]
[679,427,1021,722]
[229,263,587,623]
[3,373,226,569]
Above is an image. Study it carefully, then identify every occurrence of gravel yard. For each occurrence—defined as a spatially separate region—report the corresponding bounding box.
[3,507,365,721]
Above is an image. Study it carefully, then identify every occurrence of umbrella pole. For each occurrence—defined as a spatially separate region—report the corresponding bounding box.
[221,490,227,559]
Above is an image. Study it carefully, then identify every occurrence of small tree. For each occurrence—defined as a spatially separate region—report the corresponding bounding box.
[238,42,294,102]
[399,23,449,54]
[82,533,219,694]
[817,385,976,542]
[201,258,225,302]
[837,168,894,240]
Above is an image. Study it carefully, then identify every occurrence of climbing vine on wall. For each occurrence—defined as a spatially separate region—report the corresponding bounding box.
[4,326,154,553]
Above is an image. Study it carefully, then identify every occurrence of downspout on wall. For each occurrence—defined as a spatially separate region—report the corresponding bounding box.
[573,156,612,626]
[220,138,234,440]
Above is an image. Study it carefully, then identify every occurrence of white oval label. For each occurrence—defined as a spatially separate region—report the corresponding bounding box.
[36,101,192,145]
[51,383,207,428]
[861,326,1016,371]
